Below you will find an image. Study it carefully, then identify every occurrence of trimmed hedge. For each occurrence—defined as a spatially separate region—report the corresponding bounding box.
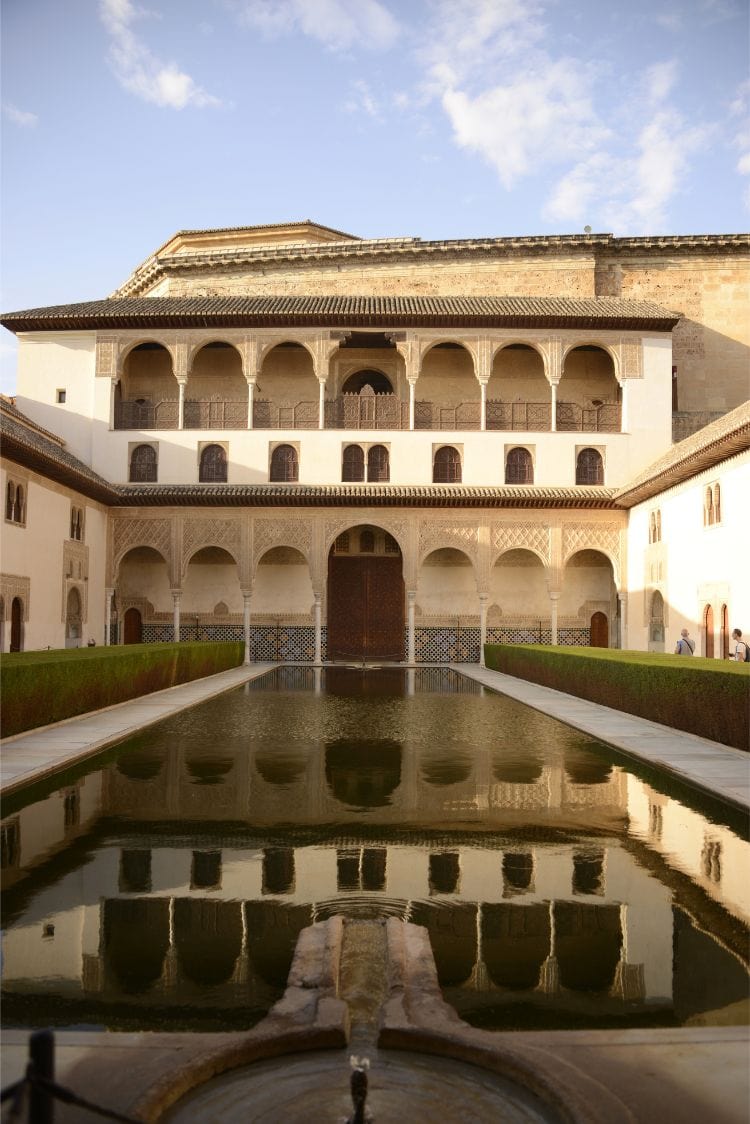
[0,642,244,738]
[483,644,750,752]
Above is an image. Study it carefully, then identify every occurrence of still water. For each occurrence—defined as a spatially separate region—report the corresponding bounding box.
[2,667,748,1033]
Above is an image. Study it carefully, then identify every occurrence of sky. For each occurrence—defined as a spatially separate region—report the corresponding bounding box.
[1,0,748,393]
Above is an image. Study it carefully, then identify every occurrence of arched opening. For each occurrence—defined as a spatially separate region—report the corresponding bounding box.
[123,607,143,644]
[483,903,551,989]
[10,596,22,652]
[199,444,227,483]
[341,369,393,395]
[117,546,171,641]
[575,448,604,485]
[174,899,243,987]
[183,547,242,637]
[65,586,83,648]
[561,550,616,646]
[489,549,548,638]
[327,524,404,660]
[409,904,477,987]
[417,343,479,430]
[433,445,462,483]
[256,342,318,429]
[487,344,550,431]
[269,444,299,482]
[721,604,730,659]
[558,346,620,432]
[555,902,622,991]
[104,898,169,993]
[252,546,313,620]
[185,341,246,429]
[342,444,364,482]
[117,342,177,429]
[129,444,157,483]
[325,739,402,808]
[703,604,714,658]
[649,591,665,651]
[505,447,533,484]
[590,610,609,648]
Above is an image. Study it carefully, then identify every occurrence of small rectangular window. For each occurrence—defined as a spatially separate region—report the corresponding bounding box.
[56,389,67,403]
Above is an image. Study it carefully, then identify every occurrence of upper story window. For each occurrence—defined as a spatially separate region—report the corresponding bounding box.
[5,480,25,525]
[129,444,158,483]
[270,444,299,483]
[56,389,67,404]
[505,447,533,484]
[575,448,604,486]
[367,445,390,483]
[704,482,721,526]
[70,505,84,541]
[649,509,662,543]
[342,444,365,482]
[199,444,227,483]
[433,445,462,483]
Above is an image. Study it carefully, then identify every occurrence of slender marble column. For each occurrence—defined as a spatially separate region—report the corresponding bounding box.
[172,590,182,643]
[177,381,186,430]
[480,382,487,432]
[105,588,113,646]
[246,380,255,430]
[617,591,626,650]
[407,590,416,664]
[408,380,416,431]
[314,593,322,665]
[620,380,629,432]
[318,380,326,430]
[550,382,557,432]
[479,594,488,666]
[549,591,560,646]
[109,379,117,430]
[243,592,252,665]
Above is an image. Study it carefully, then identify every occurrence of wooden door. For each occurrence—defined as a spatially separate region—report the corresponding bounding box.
[10,597,22,652]
[703,605,714,658]
[327,555,404,661]
[590,611,608,648]
[124,607,143,645]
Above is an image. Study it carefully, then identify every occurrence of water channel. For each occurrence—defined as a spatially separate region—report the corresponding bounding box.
[2,667,748,1033]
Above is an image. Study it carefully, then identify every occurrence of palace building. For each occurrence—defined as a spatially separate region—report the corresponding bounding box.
[1,222,748,660]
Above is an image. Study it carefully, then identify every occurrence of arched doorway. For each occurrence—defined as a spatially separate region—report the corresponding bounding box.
[10,597,23,652]
[720,604,729,659]
[124,607,143,644]
[703,604,714,658]
[327,525,404,661]
[590,611,608,647]
[649,591,665,652]
[65,587,83,648]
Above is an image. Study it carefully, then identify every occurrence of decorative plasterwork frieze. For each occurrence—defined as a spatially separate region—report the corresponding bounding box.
[0,574,31,619]
[492,524,551,565]
[112,516,173,575]
[562,522,622,582]
[61,540,89,623]
[182,517,242,574]
[254,517,313,568]
[419,521,479,564]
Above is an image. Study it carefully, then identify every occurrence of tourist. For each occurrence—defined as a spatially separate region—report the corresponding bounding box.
[729,628,749,661]
[674,628,695,655]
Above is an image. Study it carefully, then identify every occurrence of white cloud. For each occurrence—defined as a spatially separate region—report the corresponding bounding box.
[99,0,221,109]
[233,0,399,51]
[644,60,679,103]
[344,80,381,120]
[2,103,38,128]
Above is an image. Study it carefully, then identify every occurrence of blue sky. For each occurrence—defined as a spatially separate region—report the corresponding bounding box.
[1,0,748,393]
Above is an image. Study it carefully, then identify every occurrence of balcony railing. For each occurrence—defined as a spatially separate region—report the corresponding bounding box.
[114,397,621,433]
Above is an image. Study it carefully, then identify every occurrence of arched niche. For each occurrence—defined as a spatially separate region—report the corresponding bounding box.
[559,345,619,429]
[65,586,83,647]
[488,343,548,406]
[183,546,242,615]
[418,548,477,617]
[117,546,171,615]
[104,898,169,994]
[490,548,548,620]
[256,342,317,428]
[120,341,175,401]
[325,739,402,809]
[419,342,479,426]
[409,903,478,987]
[341,368,393,394]
[174,899,243,987]
[251,546,313,617]
[555,901,622,991]
[560,549,616,628]
[482,903,551,989]
[185,342,246,428]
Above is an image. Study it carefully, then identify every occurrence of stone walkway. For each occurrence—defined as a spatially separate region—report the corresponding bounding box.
[2,660,747,808]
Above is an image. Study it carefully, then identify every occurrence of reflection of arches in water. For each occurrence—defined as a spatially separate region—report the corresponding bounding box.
[555,902,622,991]
[254,749,307,786]
[420,752,472,786]
[174,899,243,987]
[491,754,543,784]
[503,852,534,894]
[564,747,613,786]
[244,902,313,988]
[185,756,234,785]
[116,749,164,781]
[325,740,402,808]
[410,903,477,987]
[324,667,406,697]
[104,898,169,993]
[482,903,551,990]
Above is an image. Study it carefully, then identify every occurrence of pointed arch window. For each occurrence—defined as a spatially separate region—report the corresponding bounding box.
[342,445,364,482]
[130,444,158,483]
[367,445,390,482]
[505,447,533,484]
[199,444,227,483]
[270,444,299,483]
[576,448,604,485]
[5,481,25,524]
[433,446,462,483]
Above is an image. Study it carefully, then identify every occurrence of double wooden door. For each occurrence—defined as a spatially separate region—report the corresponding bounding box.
[327,555,404,661]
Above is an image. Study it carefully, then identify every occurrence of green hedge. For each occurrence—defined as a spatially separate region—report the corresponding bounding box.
[483,644,750,752]
[0,642,244,738]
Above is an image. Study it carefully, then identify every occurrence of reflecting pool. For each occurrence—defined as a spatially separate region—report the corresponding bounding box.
[1,667,748,1032]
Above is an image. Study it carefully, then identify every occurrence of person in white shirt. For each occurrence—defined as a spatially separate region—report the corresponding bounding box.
[729,628,748,661]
